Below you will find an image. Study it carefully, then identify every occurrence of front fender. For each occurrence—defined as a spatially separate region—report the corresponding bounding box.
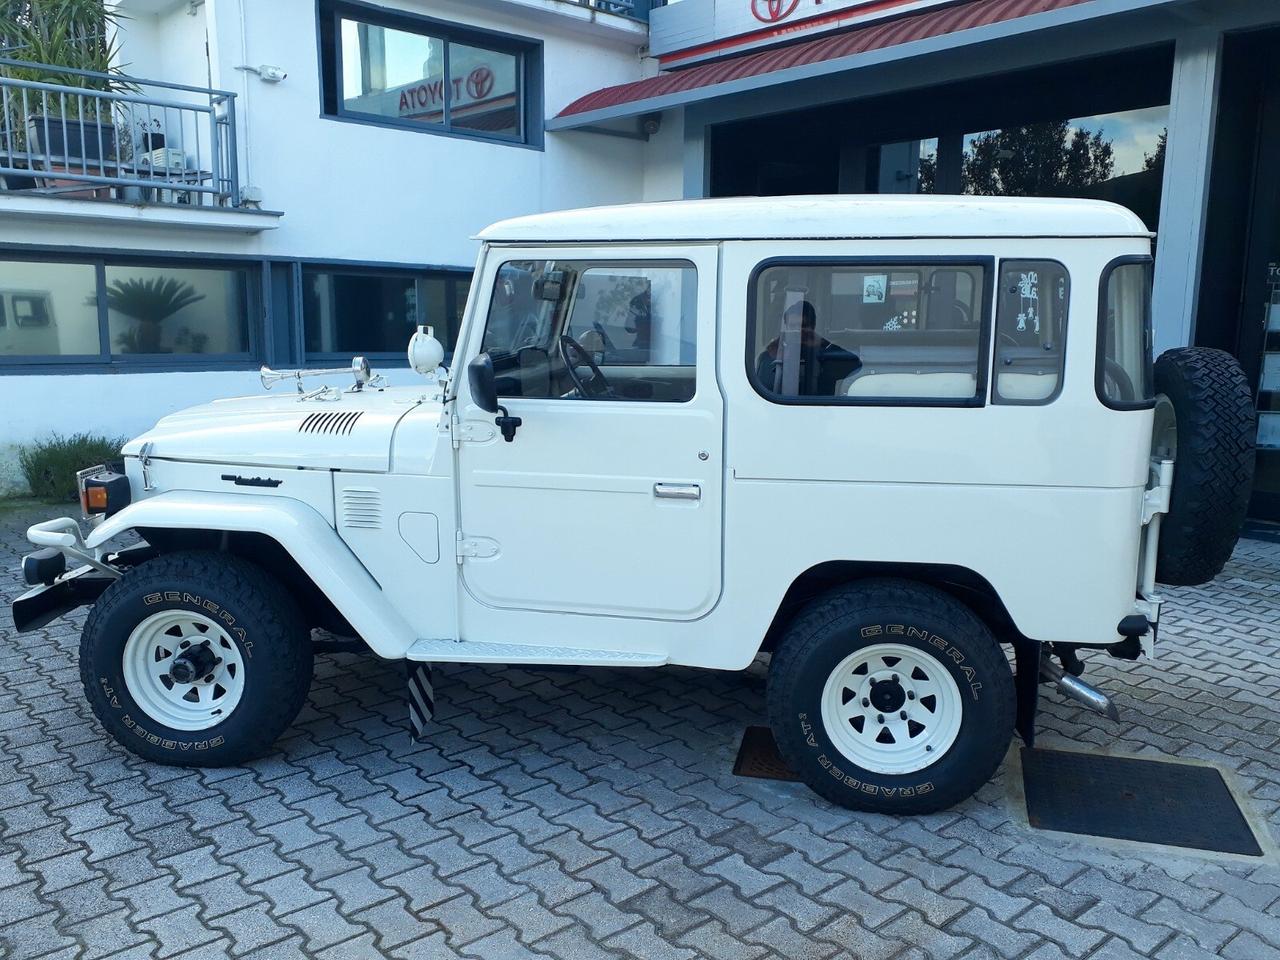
[87,491,416,659]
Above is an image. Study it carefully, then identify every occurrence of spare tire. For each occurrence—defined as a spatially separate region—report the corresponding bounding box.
[1154,347,1256,586]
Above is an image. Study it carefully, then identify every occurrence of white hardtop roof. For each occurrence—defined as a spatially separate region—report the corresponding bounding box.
[477,195,1152,244]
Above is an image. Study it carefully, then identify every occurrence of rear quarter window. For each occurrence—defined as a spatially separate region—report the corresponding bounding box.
[1098,258,1155,410]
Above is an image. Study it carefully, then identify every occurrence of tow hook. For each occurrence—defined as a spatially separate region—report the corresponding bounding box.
[1040,652,1119,722]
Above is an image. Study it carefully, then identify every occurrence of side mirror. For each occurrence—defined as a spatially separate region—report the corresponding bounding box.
[467,353,522,441]
[468,353,500,414]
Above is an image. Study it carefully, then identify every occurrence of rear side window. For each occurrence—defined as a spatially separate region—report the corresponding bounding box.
[748,260,991,406]
[993,260,1069,405]
[1098,259,1155,409]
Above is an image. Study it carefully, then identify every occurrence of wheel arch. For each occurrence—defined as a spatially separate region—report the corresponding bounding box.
[757,559,1027,656]
[87,491,416,658]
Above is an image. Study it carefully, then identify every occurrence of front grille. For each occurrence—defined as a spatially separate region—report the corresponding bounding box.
[299,411,364,436]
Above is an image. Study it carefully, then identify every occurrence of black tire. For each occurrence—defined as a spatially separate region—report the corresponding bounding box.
[81,551,313,766]
[768,579,1014,815]
[1154,347,1256,587]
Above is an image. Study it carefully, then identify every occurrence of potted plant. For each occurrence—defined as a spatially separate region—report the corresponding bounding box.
[4,1,130,163]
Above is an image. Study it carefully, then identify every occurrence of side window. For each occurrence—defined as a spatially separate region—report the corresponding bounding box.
[480,260,697,402]
[993,260,1069,404]
[1098,259,1155,409]
[749,261,989,404]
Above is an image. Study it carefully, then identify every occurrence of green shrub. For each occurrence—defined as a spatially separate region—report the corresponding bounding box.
[18,433,127,502]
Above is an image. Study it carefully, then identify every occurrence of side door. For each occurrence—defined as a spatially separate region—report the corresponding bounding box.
[454,244,723,620]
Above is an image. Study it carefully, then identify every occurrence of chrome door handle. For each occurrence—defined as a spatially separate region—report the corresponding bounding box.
[654,482,701,501]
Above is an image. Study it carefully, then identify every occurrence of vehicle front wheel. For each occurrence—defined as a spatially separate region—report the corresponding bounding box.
[768,579,1014,815]
[81,551,313,766]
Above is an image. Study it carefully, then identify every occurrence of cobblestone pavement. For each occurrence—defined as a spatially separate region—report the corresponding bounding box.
[0,501,1278,960]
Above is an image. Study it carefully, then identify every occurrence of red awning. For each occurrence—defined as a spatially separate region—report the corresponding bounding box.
[556,0,1095,121]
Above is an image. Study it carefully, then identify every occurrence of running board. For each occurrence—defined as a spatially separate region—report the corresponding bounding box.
[406,639,667,667]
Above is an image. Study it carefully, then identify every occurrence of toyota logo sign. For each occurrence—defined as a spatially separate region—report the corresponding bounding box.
[466,66,495,101]
[750,0,801,23]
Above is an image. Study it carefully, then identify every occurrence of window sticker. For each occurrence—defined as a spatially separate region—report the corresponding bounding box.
[862,275,887,304]
[1016,270,1040,335]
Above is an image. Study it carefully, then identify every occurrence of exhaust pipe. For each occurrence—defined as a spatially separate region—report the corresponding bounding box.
[1040,656,1120,722]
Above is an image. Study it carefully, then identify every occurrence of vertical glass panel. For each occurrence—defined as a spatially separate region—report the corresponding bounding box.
[751,262,986,402]
[1100,262,1155,407]
[341,19,446,126]
[0,260,100,357]
[303,268,418,355]
[447,42,520,138]
[994,261,1069,404]
[105,264,252,356]
[962,105,1169,229]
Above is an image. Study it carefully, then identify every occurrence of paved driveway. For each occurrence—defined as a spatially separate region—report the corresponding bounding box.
[1,501,1278,960]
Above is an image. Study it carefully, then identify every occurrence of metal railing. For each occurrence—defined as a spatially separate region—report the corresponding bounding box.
[0,58,240,208]
[571,0,662,21]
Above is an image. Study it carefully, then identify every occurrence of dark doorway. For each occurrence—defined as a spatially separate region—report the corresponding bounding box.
[1197,27,1280,520]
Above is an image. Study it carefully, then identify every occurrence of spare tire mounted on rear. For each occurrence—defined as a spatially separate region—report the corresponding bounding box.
[1153,347,1255,587]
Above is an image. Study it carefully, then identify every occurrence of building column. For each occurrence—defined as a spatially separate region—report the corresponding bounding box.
[1153,30,1223,355]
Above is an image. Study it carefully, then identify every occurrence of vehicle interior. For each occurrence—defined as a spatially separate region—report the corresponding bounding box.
[481,259,698,403]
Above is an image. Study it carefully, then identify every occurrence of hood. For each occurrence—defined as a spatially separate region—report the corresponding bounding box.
[123,387,442,473]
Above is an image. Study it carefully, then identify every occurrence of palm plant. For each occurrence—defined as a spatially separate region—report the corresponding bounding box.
[102,276,205,354]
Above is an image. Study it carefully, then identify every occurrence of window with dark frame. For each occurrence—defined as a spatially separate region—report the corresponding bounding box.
[318,0,540,147]
[0,257,257,364]
[302,265,471,360]
[993,260,1069,405]
[748,260,991,406]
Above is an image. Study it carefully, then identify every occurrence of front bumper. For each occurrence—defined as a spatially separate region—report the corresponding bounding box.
[12,565,115,633]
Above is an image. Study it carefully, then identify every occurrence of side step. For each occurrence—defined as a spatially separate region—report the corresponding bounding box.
[406,638,667,667]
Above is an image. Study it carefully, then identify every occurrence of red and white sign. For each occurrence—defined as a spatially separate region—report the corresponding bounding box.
[652,0,959,66]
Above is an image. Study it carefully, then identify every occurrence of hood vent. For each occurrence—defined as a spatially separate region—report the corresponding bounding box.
[300,411,364,436]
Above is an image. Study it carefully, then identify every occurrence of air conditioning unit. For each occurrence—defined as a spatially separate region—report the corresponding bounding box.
[146,147,187,171]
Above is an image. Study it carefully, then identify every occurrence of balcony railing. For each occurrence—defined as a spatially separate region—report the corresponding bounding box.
[0,58,240,208]
[571,0,663,22]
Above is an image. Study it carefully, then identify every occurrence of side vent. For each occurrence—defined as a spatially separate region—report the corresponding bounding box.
[340,487,382,529]
[300,411,364,436]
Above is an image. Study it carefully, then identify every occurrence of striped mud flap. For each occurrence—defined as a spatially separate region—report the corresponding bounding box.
[406,662,435,741]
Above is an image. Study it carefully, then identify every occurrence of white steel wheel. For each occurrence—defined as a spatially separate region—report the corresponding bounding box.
[820,642,963,775]
[122,610,246,732]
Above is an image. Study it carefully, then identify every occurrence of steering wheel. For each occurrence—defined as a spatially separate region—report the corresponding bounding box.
[558,335,616,399]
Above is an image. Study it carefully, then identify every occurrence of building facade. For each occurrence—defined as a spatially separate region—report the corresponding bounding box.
[2,0,1279,520]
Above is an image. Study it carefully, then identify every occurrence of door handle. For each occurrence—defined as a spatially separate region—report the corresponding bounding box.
[654,482,701,502]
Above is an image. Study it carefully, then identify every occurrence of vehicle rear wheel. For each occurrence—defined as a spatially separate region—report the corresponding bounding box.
[1153,347,1255,586]
[81,551,313,766]
[768,579,1014,814]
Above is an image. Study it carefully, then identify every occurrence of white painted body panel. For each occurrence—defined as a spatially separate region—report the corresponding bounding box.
[77,198,1158,672]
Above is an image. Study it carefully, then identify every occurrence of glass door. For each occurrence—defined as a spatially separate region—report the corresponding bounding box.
[1255,263,1280,518]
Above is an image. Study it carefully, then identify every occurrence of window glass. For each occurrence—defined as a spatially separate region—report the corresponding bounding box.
[303,268,468,356]
[0,260,99,357]
[994,261,1069,404]
[340,19,446,126]
[104,264,252,356]
[447,42,520,139]
[481,260,697,402]
[751,262,987,403]
[1099,261,1155,408]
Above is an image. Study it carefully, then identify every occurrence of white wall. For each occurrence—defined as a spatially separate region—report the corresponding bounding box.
[642,108,686,201]
[0,0,650,494]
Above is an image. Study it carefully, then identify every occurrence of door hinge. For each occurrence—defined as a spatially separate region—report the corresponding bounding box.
[450,413,461,450]
[455,532,499,563]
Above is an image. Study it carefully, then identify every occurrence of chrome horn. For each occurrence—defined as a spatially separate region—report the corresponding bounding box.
[260,356,372,394]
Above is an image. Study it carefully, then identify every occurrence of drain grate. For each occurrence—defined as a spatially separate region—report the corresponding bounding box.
[1022,747,1263,856]
[733,726,800,782]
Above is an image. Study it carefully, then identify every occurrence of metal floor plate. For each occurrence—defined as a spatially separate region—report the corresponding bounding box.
[733,726,801,782]
[1022,747,1263,856]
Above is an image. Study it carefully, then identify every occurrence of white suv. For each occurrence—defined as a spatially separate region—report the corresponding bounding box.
[13,196,1256,814]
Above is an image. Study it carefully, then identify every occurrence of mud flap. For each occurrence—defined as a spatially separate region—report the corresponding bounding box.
[1012,637,1041,748]
[406,662,435,742]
